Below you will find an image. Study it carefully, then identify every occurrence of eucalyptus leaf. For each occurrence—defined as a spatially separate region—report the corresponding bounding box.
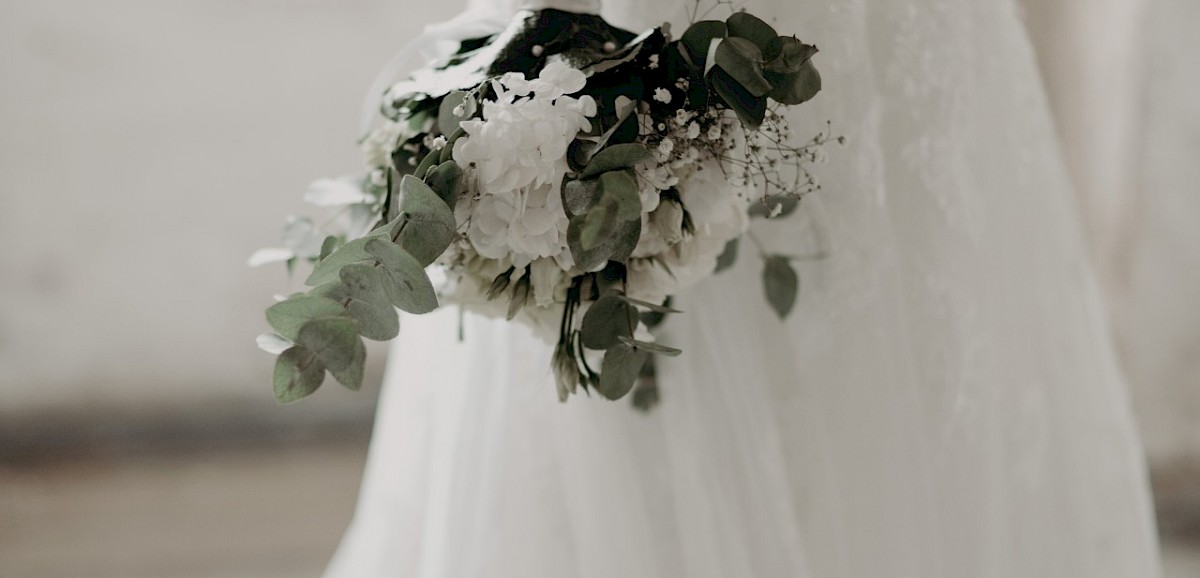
[296,316,361,373]
[425,161,463,207]
[710,66,767,129]
[680,20,727,69]
[618,335,683,357]
[597,343,650,401]
[440,126,466,164]
[714,37,772,97]
[273,346,326,403]
[579,143,652,179]
[266,295,348,342]
[437,91,473,137]
[336,263,400,341]
[600,170,642,222]
[391,175,457,266]
[365,239,439,314]
[581,294,635,350]
[715,237,739,273]
[413,147,440,180]
[763,255,800,319]
[568,208,642,271]
[305,234,384,287]
[318,235,341,261]
[507,273,530,321]
[329,336,366,391]
[763,38,821,105]
[563,178,601,216]
[725,11,778,52]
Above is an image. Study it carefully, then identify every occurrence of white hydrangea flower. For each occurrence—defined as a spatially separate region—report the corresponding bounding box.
[452,63,597,269]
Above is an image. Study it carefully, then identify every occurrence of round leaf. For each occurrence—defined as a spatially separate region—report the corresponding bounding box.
[365,239,439,314]
[725,12,778,52]
[763,255,799,319]
[581,294,636,350]
[392,175,457,266]
[680,20,727,69]
[714,37,772,97]
[305,234,384,287]
[337,263,400,341]
[266,295,348,342]
[296,316,361,373]
[580,143,652,179]
[597,343,650,401]
[273,346,326,403]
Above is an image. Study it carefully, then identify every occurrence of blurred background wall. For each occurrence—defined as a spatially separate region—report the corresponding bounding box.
[1,0,1197,576]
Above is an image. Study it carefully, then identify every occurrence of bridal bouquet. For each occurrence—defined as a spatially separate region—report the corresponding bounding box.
[253,8,833,405]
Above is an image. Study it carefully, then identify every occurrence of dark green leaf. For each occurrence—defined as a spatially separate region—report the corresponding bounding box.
[764,38,821,105]
[710,66,767,129]
[579,144,652,179]
[266,295,348,341]
[365,239,439,314]
[618,335,682,357]
[425,161,462,207]
[273,346,326,403]
[597,343,650,400]
[296,317,361,372]
[715,237,740,273]
[568,209,642,271]
[763,255,799,319]
[600,170,642,222]
[725,12,778,52]
[680,20,727,70]
[714,37,772,97]
[580,294,635,350]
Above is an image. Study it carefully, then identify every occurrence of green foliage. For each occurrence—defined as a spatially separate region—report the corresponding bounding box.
[383,175,457,267]
[425,161,463,207]
[266,296,348,342]
[296,317,362,374]
[715,237,739,273]
[333,263,401,341]
[305,235,383,287]
[365,239,440,314]
[273,346,326,403]
[581,294,636,349]
[763,255,799,319]
[680,20,727,69]
[598,343,651,401]
[566,169,643,271]
[437,91,474,136]
[579,143,652,179]
[714,37,772,97]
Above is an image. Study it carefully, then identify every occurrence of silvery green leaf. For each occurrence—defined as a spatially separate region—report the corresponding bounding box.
[304,179,372,207]
[318,236,341,261]
[266,295,348,342]
[715,237,739,273]
[581,294,635,350]
[597,343,650,401]
[763,255,800,319]
[273,346,326,403]
[725,11,777,52]
[305,234,384,287]
[763,38,821,105]
[617,335,682,357]
[579,144,652,179]
[600,171,642,222]
[329,335,366,391]
[393,175,457,266]
[440,126,466,164]
[256,332,292,355]
[437,91,474,137]
[365,239,439,314]
[247,247,293,268]
[296,316,361,373]
[335,263,400,341]
[715,36,773,97]
[563,178,601,217]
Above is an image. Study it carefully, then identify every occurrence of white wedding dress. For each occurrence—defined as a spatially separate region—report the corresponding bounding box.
[325,1,1163,576]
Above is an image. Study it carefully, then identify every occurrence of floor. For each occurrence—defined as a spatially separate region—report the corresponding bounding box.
[1,440,1198,577]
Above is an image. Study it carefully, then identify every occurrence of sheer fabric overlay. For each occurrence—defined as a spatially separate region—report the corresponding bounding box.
[325,0,1162,576]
